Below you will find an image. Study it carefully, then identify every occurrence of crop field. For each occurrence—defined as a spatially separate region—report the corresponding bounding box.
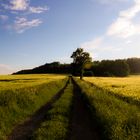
[0,74,140,140]
[75,75,140,140]
[0,74,67,139]
[0,74,66,90]
[84,75,140,102]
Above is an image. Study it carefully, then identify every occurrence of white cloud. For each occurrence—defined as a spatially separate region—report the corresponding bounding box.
[81,37,103,50]
[80,37,104,58]
[14,17,42,33]
[80,0,140,60]
[0,15,8,21]
[0,64,15,74]
[107,0,140,38]
[0,0,49,33]
[29,6,49,14]
[135,0,140,4]
[2,0,29,11]
[10,0,29,11]
[1,0,48,14]
[125,40,132,44]
[81,36,123,52]
[120,3,140,19]
[96,0,129,5]
[107,17,139,38]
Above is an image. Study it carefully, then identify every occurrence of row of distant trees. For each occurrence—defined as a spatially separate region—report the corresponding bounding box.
[90,60,129,77]
[13,48,140,77]
[14,62,71,75]
[90,58,140,77]
[14,57,140,77]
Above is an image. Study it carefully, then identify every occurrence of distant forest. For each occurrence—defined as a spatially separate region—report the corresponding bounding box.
[14,58,140,77]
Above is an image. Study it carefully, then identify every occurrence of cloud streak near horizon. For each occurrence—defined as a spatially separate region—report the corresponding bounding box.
[0,0,49,33]
[0,64,15,74]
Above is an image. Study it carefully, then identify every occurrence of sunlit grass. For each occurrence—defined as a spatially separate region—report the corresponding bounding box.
[84,75,140,101]
[74,77,140,140]
[0,74,67,140]
[0,74,66,90]
[32,79,73,140]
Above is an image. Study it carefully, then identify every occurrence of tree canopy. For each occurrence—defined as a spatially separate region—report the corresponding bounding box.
[71,48,92,79]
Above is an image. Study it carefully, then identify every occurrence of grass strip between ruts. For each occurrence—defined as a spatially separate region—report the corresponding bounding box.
[32,79,73,140]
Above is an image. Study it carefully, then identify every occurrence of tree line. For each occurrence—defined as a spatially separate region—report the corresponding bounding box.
[91,58,140,77]
[14,62,72,75]
[14,48,140,77]
[14,58,140,77]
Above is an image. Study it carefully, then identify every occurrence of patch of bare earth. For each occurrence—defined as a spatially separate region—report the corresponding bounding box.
[68,82,100,140]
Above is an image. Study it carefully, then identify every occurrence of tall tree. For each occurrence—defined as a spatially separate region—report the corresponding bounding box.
[71,48,92,79]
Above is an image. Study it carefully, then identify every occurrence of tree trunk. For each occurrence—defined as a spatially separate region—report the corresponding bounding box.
[80,69,84,80]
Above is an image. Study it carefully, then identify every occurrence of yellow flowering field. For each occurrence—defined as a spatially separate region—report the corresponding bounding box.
[0,74,66,91]
[84,75,140,101]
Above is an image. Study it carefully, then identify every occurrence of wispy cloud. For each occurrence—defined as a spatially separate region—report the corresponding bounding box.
[0,0,49,33]
[1,0,48,13]
[10,0,29,11]
[3,0,49,13]
[81,0,139,59]
[81,0,140,60]
[80,36,123,59]
[107,0,140,38]
[0,64,15,74]
[97,0,129,4]
[107,18,137,38]
[81,37,103,50]
[29,6,49,14]
[14,17,42,33]
[2,0,29,11]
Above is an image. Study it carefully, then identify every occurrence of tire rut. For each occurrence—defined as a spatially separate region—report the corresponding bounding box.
[67,79,100,140]
[7,79,69,140]
[8,77,100,140]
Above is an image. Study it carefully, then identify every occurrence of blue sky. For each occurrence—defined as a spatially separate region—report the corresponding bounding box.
[0,0,140,74]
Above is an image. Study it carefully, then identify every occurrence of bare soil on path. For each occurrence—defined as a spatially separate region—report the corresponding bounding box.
[8,77,100,140]
[68,80,100,140]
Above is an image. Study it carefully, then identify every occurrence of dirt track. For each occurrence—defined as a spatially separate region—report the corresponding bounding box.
[8,77,100,140]
[67,81,99,140]
[8,81,68,140]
